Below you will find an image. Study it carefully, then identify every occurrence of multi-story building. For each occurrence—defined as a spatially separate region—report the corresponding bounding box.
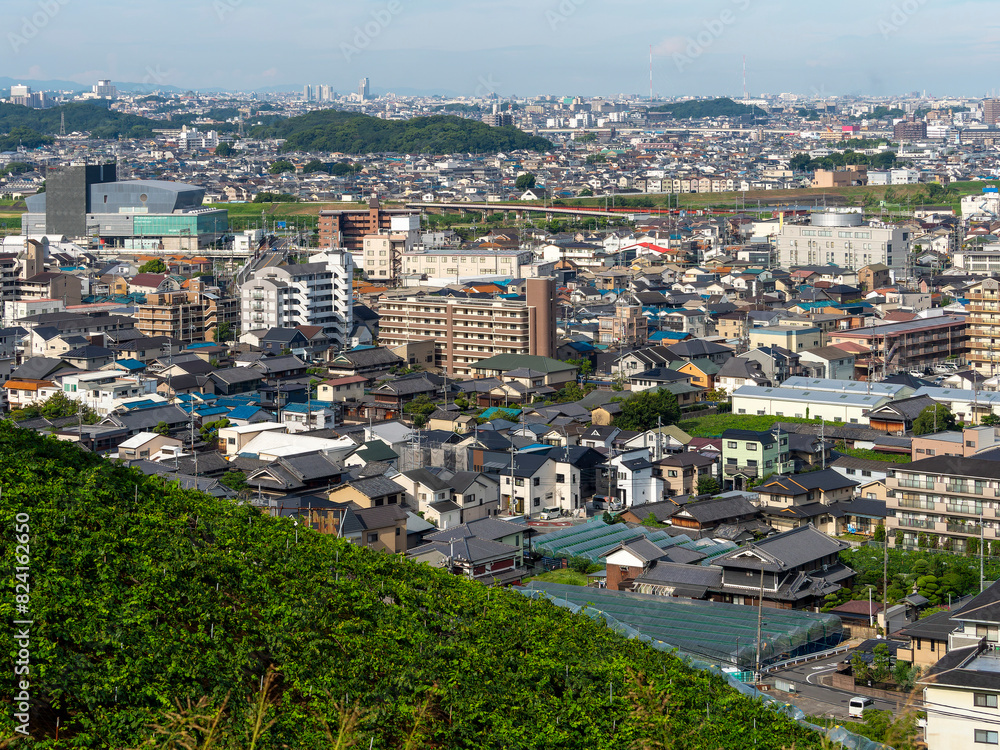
[720,428,793,490]
[918,581,1000,750]
[400,248,532,283]
[360,232,413,283]
[952,247,1000,275]
[240,250,354,349]
[826,316,967,376]
[138,290,237,344]
[775,212,910,274]
[882,456,1000,553]
[893,119,927,140]
[598,305,648,346]
[965,278,1000,373]
[986,98,1000,126]
[377,278,556,376]
[318,198,418,254]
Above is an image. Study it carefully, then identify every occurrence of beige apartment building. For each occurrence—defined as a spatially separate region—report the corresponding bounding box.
[360,232,412,282]
[965,277,1000,373]
[401,248,533,281]
[138,290,238,344]
[377,278,556,376]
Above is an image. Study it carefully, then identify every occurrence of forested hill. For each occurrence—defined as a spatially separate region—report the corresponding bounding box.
[648,97,768,120]
[250,110,552,154]
[0,423,823,749]
[0,102,158,140]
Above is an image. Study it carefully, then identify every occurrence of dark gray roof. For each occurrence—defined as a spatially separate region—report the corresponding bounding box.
[758,468,859,495]
[867,394,937,421]
[673,496,758,524]
[715,524,848,573]
[426,516,526,543]
[210,367,264,385]
[953,580,1000,624]
[402,467,453,493]
[408,535,519,563]
[10,357,70,380]
[920,646,1000,691]
[345,475,405,499]
[608,535,671,564]
[332,347,404,368]
[903,455,1000,481]
[353,503,408,530]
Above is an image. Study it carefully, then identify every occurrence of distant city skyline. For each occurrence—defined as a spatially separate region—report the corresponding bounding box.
[4,0,997,98]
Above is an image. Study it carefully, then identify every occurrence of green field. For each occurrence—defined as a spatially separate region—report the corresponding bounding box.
[522,568,590,586]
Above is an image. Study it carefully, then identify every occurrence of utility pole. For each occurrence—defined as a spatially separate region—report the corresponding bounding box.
[755,555,765,681]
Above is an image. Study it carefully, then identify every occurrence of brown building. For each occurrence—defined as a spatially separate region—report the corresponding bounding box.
[377,278,557,376]
[893,119,928,140]
[318,196,418,253]
[857,263,891,293]
[137,290,238,344]
[986,99,1000,127]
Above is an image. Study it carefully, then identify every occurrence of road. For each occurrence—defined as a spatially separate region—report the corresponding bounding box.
[768,660,906,721]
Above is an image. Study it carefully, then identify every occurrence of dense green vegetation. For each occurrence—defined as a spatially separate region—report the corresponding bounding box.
[0,102,158,139]
[648,97,767,120]
[250,110,552,154]
[0,424,825,748]
[790,149,897,172]
[835,447,911,464]
[612,390,680,432]
[678,413,819,438]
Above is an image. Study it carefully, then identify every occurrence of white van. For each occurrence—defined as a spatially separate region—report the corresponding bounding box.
[848,696,874,718]
[539,506,562,520]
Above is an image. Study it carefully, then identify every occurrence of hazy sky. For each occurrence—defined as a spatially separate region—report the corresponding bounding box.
[4,0,997,97]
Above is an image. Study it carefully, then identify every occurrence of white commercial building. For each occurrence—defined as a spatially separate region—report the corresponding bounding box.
[240,250,354,349]
[60,372,158,416]
[732,385,891,425]
[775,212,911,274]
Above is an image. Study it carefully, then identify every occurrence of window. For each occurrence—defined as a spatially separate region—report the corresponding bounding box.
[975,694,998,709]
[533,477,540,487]
[727,441,738,449]
[533,497,540,507]
[367,533,378,544]
[668,470,678,477]
[975,729,998,744]
[514,478,524,487]
[556,473,565,483]
[968,440,976,447]
[746,443,757,451]
[395,527,401,537]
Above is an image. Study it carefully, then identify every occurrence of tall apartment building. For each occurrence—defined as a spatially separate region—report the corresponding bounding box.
[138,290,238,344]
[966,278,1000,373]
[598,305,647,346]
[318,198,419,254]
[360,232,414,282]
[775,212,910,274]
[883,456,1000,554]
[377,278,557,376]
[893,119,927,140]
[986,98,1000,126]
[240,250,354,349]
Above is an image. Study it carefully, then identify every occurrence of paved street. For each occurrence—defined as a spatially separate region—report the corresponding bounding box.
[768,660,907,721]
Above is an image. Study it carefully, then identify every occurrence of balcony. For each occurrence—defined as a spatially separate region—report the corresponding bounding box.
[945,484,984,496]
[898,518,936,530]
[899,498,936,511]
[897,479,935,490]
[724,465,758,477]
[947,523,983,535]
[946,503,984,516]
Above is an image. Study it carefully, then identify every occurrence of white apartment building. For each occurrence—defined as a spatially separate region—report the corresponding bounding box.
[60,372,158,416]
[401,248,533,283]
[360,232,414,282]
[3,298,65,326]
[240,250,354,349]
[953,246,1000,275]
[775,212,910,274]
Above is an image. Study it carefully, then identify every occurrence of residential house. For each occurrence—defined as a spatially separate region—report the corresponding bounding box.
[721,429,793,491]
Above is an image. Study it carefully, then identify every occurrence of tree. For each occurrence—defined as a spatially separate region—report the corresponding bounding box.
[894,529,904,547]
[219,471,247,492]
[403,394,438,428]
[851,651,870,684]
[214,142,234,157]
[10,392,98,424]
[515,173,536,190]
[200,418,230,444]
[153,421,171,436]
[913,404,956,435]
[871,643,892,683]
[268,159,296,175]
[212,321,234,343]
[613,390,681,432]
[578,188,593,197]
[138,258,168,274]
[697,476,721,496]
[983,414,1000,427]
[873,524,886,543]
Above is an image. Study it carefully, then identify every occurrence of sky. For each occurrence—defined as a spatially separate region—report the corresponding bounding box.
[3,0,998,98]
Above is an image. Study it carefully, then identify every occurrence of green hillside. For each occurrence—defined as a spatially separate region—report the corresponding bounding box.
[648,97,767,120]
[0,102,158,141]
[250,110,552,154]
[0,424,823,748]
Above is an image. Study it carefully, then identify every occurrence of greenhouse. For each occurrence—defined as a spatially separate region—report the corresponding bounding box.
[519,582,843,667]
[531,517,738,564]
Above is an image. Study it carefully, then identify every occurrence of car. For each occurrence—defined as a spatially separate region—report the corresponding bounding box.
[539,506,562,520]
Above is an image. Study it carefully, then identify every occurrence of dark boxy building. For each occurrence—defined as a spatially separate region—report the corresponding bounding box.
[45,162,117,237]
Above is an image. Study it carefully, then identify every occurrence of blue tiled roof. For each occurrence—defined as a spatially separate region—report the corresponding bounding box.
[114,358,146,370]
[227,405,268,420]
